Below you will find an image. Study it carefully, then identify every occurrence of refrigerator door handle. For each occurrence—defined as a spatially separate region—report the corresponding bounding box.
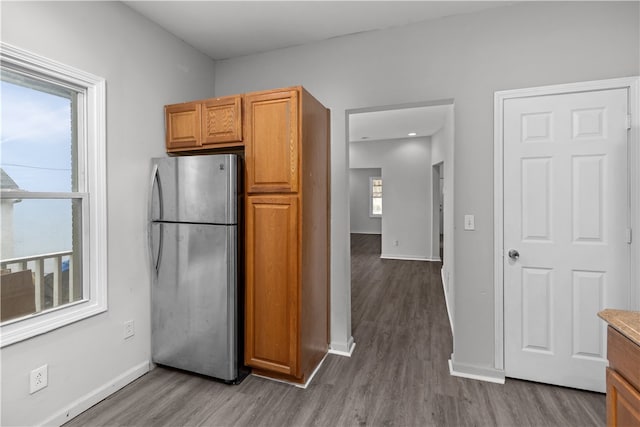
[150,163,163,220]
[148,222,163,274]
[149,164,163,273]
[154,223,163,273]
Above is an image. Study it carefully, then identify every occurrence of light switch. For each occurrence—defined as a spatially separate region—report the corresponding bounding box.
[464,215,475,231]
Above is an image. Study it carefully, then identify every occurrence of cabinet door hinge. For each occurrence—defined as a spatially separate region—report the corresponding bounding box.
[626,228,632,244]
[626,114,632,130]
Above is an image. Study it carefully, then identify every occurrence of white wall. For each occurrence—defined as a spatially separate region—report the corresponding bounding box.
[0,2,216,425]
[430,107,455,327]
[213,2,640,370]
[350,138,432,260]
[431,107,451,166]
[349,168,382,235]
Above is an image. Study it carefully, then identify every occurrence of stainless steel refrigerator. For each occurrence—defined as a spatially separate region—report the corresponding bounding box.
[149,154,243,383]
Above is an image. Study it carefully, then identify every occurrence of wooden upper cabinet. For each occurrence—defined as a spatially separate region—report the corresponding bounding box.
[165,95,243,153]
[165,102,201,151]
[244,89,299,193]
[201,95,242,145]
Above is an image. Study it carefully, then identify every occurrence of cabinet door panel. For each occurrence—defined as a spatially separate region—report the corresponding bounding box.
[608,326,640,392]
[202,95,242,145]
[165,102,201,150]
[245,90,298,193]
[245,196,299,375]
[607,368,640,426]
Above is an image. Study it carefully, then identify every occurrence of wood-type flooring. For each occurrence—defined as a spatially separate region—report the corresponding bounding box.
[65,233,605,426]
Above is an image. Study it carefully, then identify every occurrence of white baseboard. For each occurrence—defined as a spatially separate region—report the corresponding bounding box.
[441,267,454,336]
[329,335,355,356]
[350,231,382,235]
[40,360,150,427]
[329,338,356,357]
[380,254,429,261]
[448,359,505,384]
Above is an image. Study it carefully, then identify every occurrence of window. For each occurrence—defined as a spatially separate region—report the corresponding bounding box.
[370,176,382,217]
[0,43,106,346]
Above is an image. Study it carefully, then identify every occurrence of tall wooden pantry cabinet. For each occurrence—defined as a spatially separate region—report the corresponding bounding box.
[164,86,330,385]
[244,87,330,384]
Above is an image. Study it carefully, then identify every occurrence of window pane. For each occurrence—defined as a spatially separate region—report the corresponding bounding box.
[0,44,107,345]
[370,176,382,216]
[0,70,77,193]
[1,199,83,322]
[372,198,382,215]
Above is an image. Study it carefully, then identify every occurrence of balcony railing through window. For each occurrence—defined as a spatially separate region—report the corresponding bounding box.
[1,250,76,323]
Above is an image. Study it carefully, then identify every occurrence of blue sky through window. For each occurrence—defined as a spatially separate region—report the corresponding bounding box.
[1,78,74,258]
[1,79,73,192]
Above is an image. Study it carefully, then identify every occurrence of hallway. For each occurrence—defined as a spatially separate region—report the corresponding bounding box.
[349,233,605,426]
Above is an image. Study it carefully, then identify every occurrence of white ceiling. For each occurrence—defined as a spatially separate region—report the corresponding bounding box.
[124,1,514,61]
[125,1,499,141]
[349,104,451,143]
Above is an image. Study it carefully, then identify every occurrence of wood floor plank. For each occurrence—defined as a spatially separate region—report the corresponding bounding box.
[65,233,605,426]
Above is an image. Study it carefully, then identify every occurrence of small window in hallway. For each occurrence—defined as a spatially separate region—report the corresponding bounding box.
[369,176,382,217]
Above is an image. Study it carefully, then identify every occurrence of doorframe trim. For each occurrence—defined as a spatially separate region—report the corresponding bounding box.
[493,76,640,372]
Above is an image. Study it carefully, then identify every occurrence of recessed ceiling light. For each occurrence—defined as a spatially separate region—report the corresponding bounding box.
[408,132,417,136]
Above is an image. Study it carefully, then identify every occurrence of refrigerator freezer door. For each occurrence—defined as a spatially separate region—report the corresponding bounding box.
[151,222,237,381]
[151,154,237,224]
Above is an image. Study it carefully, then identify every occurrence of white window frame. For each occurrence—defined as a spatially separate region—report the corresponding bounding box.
[0,42,107,347]
[369,176,382,218]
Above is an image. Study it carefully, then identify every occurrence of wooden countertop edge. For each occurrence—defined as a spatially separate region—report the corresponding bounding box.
[598,309,640,347]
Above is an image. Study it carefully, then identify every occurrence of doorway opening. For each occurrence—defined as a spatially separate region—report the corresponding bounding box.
[347,99,455,336]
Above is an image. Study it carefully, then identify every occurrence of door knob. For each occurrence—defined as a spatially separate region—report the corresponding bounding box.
[508,249,520,260]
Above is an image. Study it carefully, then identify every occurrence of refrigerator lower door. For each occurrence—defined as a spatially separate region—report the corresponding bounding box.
[151,222,237,381]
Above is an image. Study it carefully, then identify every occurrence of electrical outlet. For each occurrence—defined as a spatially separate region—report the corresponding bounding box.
[30,364,48,394]
[393,240,399,247]
[124,320,135,339]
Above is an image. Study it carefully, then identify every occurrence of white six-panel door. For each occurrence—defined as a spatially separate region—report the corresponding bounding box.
[503,88,630,392]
